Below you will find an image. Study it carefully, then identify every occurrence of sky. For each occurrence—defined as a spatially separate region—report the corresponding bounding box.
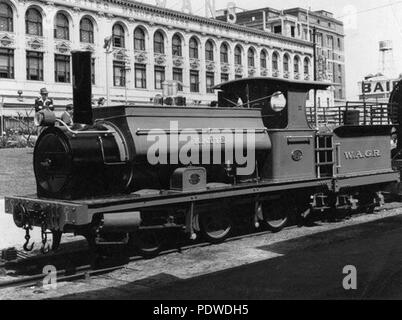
[137,0,402,100]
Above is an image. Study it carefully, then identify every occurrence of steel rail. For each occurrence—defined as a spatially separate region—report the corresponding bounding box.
[0,227,295,290]
[0,202,400,291]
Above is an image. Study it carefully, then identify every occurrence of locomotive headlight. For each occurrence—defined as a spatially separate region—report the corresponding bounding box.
[271,91,287,112]
[34,110,56,127]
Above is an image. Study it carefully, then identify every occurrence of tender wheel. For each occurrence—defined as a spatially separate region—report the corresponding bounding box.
[199,210,233,244]
[259,200,289,233]
[357,191,378,214]
[130,229,165,258]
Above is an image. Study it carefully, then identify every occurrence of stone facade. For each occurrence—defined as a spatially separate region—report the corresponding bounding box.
[0,0,323,117]
[227,7,346,106]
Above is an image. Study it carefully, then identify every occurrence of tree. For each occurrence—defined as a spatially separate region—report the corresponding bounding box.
[11,109,37,148]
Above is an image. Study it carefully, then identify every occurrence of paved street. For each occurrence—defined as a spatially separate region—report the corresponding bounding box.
[59,214,402,300]
[3,207,402,300]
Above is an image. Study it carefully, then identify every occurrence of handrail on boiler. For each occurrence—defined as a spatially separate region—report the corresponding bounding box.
[55,119,115,135]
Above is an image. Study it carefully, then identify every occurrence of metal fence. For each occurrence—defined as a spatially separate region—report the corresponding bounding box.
[0,116,36,135]
[307,101,399,127]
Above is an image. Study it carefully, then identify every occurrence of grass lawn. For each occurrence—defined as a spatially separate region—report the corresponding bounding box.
[0,148,36,198]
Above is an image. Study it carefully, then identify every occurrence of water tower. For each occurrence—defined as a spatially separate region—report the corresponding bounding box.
[378,40,396,78]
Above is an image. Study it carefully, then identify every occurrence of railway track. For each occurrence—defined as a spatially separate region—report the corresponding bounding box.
[0,228,288,290]
[1,202,401,291]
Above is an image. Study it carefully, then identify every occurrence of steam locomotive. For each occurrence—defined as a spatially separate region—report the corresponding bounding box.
[4,51,400,256]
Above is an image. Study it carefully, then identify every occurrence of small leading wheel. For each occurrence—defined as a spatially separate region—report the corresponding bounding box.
[258,200,289,233]
[199,210,233,244]
[130,229,165,258]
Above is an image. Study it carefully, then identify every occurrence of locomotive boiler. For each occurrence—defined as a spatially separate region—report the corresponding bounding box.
[34,106,271,200]
[5,51,400,256]
[34,51,270,200]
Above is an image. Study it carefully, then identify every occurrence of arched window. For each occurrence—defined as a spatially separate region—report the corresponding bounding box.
[220,43,228,63]
[25,8,42,36]
[189,37,198,59]
[154,31,164,54]
[260,50,267,69]
[0,3,13,32]
[54,13,69,40]
[294,56,300,74]
[247,48,255,67]
[234,45,242,65]
[80,17,94,43]
[134,27,146,51]
[172,34,182,56]
[205,40,214,61]
[283,54,290,72]
[272,52,279,71]
[112,23,125,48]
[304,57,310,75]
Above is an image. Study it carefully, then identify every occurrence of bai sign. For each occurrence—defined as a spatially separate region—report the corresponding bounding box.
[155,0,238,22]
[360,79,400,96]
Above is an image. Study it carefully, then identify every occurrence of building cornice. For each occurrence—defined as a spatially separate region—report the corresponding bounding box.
[34,0,314,48]
[284,8,344,26]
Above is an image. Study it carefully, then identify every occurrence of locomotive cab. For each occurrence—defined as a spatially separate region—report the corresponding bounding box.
[215,78,330,182]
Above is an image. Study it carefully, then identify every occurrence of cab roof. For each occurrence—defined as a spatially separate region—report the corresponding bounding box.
[213,77,333,91]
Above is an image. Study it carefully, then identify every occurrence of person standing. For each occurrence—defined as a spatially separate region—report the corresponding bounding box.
[34,88,54,135]
[35,88,54,113]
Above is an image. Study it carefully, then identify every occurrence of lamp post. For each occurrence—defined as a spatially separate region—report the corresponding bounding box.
[104,36,113,107]
[313,26,319,128]
[124,57,131,106]
[0,95,4,138]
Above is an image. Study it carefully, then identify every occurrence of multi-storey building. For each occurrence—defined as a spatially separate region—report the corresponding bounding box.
[227,7,346,106]
[0,0,336,124]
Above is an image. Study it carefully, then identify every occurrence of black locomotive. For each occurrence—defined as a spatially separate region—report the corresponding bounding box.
[5,51,400,256]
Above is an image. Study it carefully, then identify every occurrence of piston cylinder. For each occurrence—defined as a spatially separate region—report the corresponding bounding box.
[101,212,142,233]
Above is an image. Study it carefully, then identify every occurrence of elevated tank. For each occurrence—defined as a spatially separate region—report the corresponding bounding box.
[34,51,271,200]
[94,105,271,162]
[35,106,271,200]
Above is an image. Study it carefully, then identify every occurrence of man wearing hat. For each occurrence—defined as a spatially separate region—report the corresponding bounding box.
[34,88,54,135]
[35,88,54,113]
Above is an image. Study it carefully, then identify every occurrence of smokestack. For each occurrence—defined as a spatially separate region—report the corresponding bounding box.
[72,51,93,125]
